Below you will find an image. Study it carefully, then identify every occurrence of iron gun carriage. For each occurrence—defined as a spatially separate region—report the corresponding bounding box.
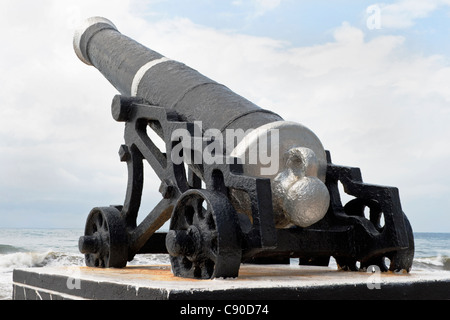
[75,17,414,279]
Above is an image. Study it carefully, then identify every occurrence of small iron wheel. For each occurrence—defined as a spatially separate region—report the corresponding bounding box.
[335,214,415,273]
[79,206,128,268]
[385,214,415,272]
[166,189,242,279]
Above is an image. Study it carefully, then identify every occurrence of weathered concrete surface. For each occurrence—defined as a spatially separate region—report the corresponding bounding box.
[12,264,450,300]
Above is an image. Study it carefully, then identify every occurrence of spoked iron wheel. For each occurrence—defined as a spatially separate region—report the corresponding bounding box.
[166,189,242,279]
[79,206,128,268]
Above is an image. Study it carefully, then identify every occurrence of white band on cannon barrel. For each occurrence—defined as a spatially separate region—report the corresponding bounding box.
[131,57,172,96]
[73,17,118,66]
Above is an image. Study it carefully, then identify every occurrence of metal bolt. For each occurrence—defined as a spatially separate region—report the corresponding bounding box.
[159,180,174,199]
[79,235,100,254]
[119,145,130,162]
[165,230,195,257]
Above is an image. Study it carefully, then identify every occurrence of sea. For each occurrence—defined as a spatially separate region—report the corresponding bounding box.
[0,229,449,300]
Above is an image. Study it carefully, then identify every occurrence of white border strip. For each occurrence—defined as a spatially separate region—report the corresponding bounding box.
[131,57,171,96]
[13,282,89,300]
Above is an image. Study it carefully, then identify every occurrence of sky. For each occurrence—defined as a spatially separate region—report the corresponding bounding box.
[0,0,449,232]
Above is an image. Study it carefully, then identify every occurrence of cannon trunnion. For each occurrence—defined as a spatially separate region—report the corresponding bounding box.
[76,17,414,279]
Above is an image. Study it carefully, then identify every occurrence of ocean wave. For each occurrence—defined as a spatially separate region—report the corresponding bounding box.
[0,251,50,270]
[413,255,450,271]
[0,244,26,255]
[0,250,84,271]
[0,250,171,272]
[129,253,170,266]
[443,257,450,271]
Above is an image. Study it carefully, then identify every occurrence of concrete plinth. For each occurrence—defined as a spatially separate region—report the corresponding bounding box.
[12,264,450,300]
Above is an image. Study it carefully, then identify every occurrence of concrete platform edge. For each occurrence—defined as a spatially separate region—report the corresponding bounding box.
[12,265,450,300]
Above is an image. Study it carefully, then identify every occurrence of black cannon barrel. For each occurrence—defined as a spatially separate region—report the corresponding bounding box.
[74,17,282,134]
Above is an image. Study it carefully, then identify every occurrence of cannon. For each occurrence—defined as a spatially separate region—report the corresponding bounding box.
[75,17,414,279]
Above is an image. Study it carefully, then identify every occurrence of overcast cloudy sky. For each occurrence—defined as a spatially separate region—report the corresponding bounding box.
[1,0,449,232]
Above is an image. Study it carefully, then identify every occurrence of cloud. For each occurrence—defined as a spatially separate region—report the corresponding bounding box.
[253,0,282,14]
[232,0,282,18]
[1,1,449,230]
[376,0,450,29]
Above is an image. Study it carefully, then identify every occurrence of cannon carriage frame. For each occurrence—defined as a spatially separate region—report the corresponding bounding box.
[79,95,414,279]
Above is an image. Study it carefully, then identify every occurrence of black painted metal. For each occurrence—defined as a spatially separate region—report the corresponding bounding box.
[78,24,414,279]
[166,189,242,279]
[79,206,128,268]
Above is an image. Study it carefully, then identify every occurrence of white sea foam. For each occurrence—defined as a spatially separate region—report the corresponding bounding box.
[0,251,50,269]
[0,250,86,300]
[0,248,168,299]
